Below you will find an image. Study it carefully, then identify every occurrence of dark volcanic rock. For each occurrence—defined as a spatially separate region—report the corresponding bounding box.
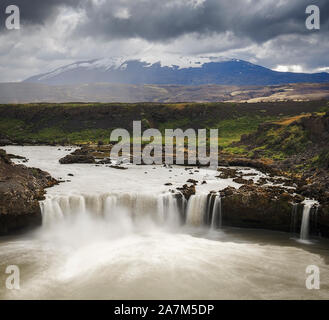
[0,138,13,146]
[318,204,329,238]
[220,185,296,233]
[216,168,239,179]
[97,158,112,164]
[61,146,98,163]
[233,177,254,185]
[186,179,198,185]
[176,184,196,200]
[59,154,95,164]
[109,165,128,170]
[0,149,57,235]
[218,157,278,176]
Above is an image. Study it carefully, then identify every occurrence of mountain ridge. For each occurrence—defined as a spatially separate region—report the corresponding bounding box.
[23,58,329,86]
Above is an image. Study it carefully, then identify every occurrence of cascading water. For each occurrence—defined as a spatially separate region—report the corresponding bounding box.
[40,192,184,230]
[41,191,223,232]
[185,193,222,229]
[185,194,209,226]
[211,195,222,229]
[300,203,312,240]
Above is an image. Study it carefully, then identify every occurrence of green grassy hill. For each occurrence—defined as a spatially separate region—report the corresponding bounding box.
[0,100,328,148]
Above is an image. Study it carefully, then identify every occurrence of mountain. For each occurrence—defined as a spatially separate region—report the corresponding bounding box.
[23,57,329,86]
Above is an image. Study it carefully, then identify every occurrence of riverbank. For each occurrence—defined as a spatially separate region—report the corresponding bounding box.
[0,149,57,235]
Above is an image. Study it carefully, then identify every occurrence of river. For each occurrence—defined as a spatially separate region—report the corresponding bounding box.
[0,146,328,300]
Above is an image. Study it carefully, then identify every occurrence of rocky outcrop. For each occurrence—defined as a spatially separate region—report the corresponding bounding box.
[176,184,196,200]
[296,169,329,204]
[317,204,329,238]
[59,154,95,164]
[218,156,279,176]
[220,185,302,233]
[109,165,128,170]
[59,147,95,164]
[0,138,13,146]
[0,149,57,235]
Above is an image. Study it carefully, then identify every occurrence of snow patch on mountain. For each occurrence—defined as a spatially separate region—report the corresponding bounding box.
[36,55,236,81]
[138,55,234,69]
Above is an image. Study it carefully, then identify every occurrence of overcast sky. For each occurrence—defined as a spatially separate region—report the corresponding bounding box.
[0,0,328,82]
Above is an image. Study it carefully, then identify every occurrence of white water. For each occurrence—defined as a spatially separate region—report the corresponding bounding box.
[300,200,316,241]
[3,146,242,195]
[211,196,222,229]
[1,146,329,300]
[300,206,311,240]
[186,194,208,226]
[40,192,184,231]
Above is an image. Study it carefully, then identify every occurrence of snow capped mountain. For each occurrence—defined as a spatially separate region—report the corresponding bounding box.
[24,56,329,86]
[36,57,129,82]
[31,56,235,82]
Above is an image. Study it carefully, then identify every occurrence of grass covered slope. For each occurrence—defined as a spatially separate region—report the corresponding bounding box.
[233,110,329,167]
[231,110,329,214]
[0,100,328,146]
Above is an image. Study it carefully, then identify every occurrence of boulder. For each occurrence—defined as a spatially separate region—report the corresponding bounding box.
[186,179,198,185]
[59,154,95,164]
[233,177,254,185]
[0,138,13,146]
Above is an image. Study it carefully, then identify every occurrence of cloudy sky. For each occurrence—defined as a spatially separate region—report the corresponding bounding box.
[0,0,328,82]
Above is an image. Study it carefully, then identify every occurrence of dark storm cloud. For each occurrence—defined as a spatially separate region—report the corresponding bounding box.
[1,0,328,41]
[74,0,329,43]
[0,0,83,29]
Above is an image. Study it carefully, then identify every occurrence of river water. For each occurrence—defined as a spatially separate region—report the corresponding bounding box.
[0,146,328,300]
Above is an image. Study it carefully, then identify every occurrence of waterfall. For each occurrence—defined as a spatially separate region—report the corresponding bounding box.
[158,193,181,227]
[300,203,312,240]
[211,196,222,229]
[185,194,208,226]
[41,191,224,231]
[204,194,213,226]
[40,192,182,229]
[185,193,222,229]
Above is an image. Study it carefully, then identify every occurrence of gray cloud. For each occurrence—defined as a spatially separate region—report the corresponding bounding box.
[0,0,328,82]
[1,0,328,41]
[66,0,329,42]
